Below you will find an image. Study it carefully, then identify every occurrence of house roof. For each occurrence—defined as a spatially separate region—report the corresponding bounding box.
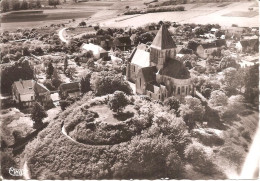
[81,43,107,54]
[59,82,80,92]
[159,59,190,79]
[13,79,49,95]
[13,80,35,95]
[200,42,217,49]
[139,66,157,82]
[113,36,132,46]
[151,25,176,50]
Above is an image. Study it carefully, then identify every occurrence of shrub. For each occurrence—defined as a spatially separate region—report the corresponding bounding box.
[241,130,251,142]
[185,142,219,175]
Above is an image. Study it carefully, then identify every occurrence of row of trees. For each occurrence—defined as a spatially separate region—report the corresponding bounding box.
[1,0,42,12]
[1,0,60,12]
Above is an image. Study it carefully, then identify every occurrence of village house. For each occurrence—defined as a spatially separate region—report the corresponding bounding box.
[196,39,226,59]
[12,79,51,107]
[58,82,81,100]
[126,25,194,102]
[236,38,259,53]
[81,43,108,59]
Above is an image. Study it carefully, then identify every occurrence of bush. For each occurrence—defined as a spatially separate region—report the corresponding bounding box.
[241,130,251,142]
[185,142,220,175]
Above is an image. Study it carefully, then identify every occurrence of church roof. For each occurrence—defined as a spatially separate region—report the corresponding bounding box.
[159,59,190,79]
[139,66,157,82]
[131,46,150,67]
[150,25,176,50]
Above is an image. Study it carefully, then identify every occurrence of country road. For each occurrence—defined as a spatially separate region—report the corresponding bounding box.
[58,28,69,44]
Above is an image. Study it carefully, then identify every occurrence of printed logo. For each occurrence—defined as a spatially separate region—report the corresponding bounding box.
[9,167,23,177]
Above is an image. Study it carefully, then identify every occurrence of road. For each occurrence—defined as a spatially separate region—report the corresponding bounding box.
[58,28,69,44]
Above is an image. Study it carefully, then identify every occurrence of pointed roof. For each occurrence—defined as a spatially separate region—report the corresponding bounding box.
[150,25,176,50]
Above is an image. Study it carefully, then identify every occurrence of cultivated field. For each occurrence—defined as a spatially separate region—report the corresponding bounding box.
[100,2,259,28]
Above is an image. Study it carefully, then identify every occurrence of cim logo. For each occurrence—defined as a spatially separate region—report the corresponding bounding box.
[9,167,23,177]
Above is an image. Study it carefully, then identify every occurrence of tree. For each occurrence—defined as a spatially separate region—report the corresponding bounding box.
[1,60,34,94]
[179,96,205,131]
[46,62,54,79]
[219,56,239,70]
[91,71,132,96]
[65,67,76,79]
[64,56,68,72]
[187,40,199,52]
[20,0,28,10]
[194,27,205,37]
[36,0,41,8]
[48,0,59,8]
[215,30,224,38]
[31,102,47,129]
[80,71,92,94]
[222,67,245,95]
[164,96,180,115]
[244,64,259,104]
[79,21,86,27]
[2,0,10,12]
[12,0,20,10]
[109,91,128,113]
[209,90,228,107]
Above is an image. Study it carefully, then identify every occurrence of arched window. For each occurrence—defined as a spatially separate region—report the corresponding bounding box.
[182,86,185,93]
[133,65,135,72]
[159,95,161,100]
[178,87,180,95]
[186,86,188,95]
[140,78,141,87]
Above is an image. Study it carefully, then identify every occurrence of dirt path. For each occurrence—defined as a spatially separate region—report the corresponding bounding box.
[23,161,30,180]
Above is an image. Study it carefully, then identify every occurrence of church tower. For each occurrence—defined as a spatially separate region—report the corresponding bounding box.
[150,25,176,70]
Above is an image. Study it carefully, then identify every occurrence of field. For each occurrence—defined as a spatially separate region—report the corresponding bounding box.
[100,2,259,28]
[2,1,258,32]
[223,11,258,18]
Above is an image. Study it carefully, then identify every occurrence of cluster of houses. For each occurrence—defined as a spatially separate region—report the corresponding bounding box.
[8,22,259,107]
[11,79,81,108]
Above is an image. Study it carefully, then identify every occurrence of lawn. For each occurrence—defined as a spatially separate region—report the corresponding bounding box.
[88,104,136,124]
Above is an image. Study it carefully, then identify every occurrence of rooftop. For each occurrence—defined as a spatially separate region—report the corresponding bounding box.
[150,25,176,50]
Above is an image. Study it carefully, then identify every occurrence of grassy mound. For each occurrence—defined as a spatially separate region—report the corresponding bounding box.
[64,95,150,145]
[21,94,191,179]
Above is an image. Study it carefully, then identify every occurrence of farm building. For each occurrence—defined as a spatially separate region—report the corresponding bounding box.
[126,25,194,102]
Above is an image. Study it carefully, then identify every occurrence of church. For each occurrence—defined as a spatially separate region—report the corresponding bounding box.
[126,25,194,101]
